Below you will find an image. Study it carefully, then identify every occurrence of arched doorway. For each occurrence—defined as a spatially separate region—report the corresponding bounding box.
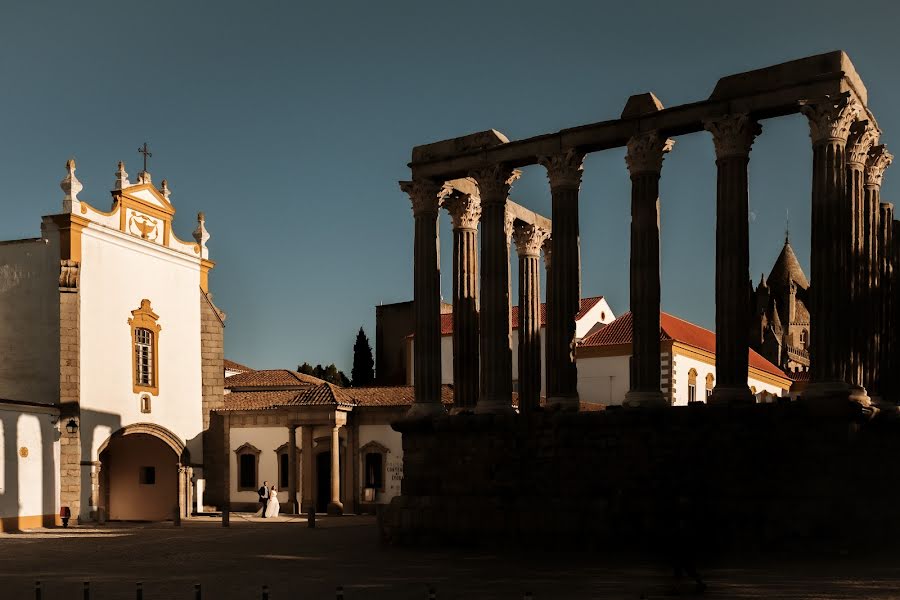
[99,424,186,521]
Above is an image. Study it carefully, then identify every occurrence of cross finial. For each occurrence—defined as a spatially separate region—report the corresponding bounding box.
[138,142,152,173]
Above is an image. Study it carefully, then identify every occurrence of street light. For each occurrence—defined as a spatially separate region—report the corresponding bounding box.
[65,419,78,435]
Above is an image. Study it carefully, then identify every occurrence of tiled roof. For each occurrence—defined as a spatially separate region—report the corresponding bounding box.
[344,385,455,407]
[787,370,811,382]
[294,382,355,407]
[222,390,300,411]
[224,359,253,373]
[439,296,604,335]
[580,311,787,379]
[225,369,324,389]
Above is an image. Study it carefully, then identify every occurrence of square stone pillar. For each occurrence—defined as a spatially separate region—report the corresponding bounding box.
[287,425,298,514]
[301,425,314,513]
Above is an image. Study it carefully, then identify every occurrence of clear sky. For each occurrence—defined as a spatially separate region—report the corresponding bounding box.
[1,1,898,374]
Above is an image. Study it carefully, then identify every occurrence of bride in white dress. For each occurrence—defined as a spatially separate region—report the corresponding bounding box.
[265,486,280,518]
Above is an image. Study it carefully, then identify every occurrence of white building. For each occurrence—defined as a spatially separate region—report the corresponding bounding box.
[577,311,792,406]
[0,159,223,528]
[406,296,615,392]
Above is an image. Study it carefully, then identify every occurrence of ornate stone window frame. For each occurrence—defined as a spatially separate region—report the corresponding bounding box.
[359,440,390,494]
[234,442,261,492]
[128,299,161,395]
[705,373,714,397]
[274,442,300,491]
[687,368,698,402]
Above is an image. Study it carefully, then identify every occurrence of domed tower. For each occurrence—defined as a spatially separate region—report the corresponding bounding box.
[751,234,811,373]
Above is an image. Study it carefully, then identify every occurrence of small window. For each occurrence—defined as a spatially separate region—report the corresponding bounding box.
[239,454,256,489]
[139,466,156,485]
[705,373,714,398]
[128,299,161,395]
[687,368,698,403]
[279,453,289,490]
[365,453,384,489]
[800,329,809,348]
[140,395,151,414]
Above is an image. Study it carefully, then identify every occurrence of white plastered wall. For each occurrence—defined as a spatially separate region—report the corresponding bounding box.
[228,426,289,505]
[577,355,631,405]
[0,405,60,523]
[670,350,786,406]
[357,424,403,504]
[78,224,203,466]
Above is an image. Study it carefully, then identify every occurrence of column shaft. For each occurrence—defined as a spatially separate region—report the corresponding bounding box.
[539,150,584,410]
[327,425,343,515]
[704,115,760,404]
[878,203,893,396]
[300,425,314,513]
[287,425,298,514]
[400,180,447,419]
[514,224,549,413]
[542,239,554,401]
[867,145,893,396]
[623,133,673,407]
[472,166,519,414]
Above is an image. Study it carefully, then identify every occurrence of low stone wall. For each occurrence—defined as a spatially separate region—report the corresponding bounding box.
[380,401,900,551]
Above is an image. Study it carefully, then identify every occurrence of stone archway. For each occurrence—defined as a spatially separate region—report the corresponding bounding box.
[98,423,187,521]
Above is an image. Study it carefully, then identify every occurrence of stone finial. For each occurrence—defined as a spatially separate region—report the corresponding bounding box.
[442,190,481,230]
[137,170,152,185]
[60,158,83,212]
[114,161,130,190]
[513,222,550,257]
[799,92,861,145]
[538,148,585,189]
[469,165,521,202]
[865,144,893,188]
[625,132,675,175]
[703,114,762,159]
[161,179,172,200]
[846,120,880,167]
[193,211,210,248]
[400,178,446,216]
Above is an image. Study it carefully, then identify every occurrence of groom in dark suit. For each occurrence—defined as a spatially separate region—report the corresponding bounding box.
[258,481,269,517]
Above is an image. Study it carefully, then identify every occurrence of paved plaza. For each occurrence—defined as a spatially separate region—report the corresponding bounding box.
[0,515,899,599]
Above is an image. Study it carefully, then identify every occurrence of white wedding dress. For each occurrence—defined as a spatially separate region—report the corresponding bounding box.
[265,488,280,518]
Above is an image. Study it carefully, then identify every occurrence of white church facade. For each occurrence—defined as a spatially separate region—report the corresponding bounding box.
[0,158,224,529]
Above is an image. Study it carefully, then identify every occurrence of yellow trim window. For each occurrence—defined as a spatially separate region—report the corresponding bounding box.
[128,299,161,395]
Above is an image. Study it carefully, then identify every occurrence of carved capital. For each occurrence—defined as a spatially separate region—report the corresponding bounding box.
[469,165,520,203]
[441,190,481,230]
[703,114,761,159]
[625,132,675,175]
[847,120,880,167]
[504,209,515,242]
[400,178,446,216]
[538,148,585,189]
[542,238,552,269]
[799,92,861,145]
[513,223,550,257]
[865,144,894,189]
[59,259,80,290]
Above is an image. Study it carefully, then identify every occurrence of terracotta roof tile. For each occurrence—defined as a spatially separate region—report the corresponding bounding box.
[291,382,355,407]
[224,359,253,373]
[225,369,324,389]
[580,311,787,379]
[222,390,300,411]
[439,296,604,335]
[344,385,455,407]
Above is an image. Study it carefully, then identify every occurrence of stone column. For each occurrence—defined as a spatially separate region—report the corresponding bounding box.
[623,132,674,408]
[400,179,447,419]
[471,165,520,414]
[542,238,554,400]
[287,425,298,514]
[799,92,868,404]
[539,149,585,410]
[846,121,880,390]
[892,219,900,401]
[514,222,550,413]
[880,203,896,399]
[866,146,892,396]
[443,190,481,411]
[327,425,343,515]
[300,425,314,513]
[704,114,761,405]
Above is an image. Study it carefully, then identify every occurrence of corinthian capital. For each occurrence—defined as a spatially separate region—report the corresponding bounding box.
[400,178,446,216]
[865,145,894,188]
[703,114,761,159]
[469,165,521,203]
[442,190,481,230]
[625,132,675,176]
[846,120,880,167]
[542,238,552,269]
[799,92,861,145]
[513,223,550,257]
[538,148,585,189]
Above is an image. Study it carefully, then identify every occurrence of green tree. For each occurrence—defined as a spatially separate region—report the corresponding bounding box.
[297,361,349,386]
[351,327,375,387]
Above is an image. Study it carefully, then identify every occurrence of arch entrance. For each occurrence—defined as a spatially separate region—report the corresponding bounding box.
[98,424,188,521]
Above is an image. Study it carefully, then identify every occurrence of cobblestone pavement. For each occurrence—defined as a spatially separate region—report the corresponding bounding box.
[1,515,899,599]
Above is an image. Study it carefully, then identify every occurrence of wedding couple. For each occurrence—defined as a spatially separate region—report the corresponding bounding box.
[257,481,280,518]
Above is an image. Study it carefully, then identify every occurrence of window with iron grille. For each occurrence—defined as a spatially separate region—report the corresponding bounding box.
[135,328,154,387]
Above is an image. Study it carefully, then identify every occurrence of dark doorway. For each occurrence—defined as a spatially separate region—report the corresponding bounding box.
[316,451,331,513]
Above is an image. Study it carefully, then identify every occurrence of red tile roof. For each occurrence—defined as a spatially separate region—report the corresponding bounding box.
[580,311,787,379]
[439,296,605,335]
[222,382,356,411]
[225,369,324,389]
[224,359,253,373]
[344,385,455,407]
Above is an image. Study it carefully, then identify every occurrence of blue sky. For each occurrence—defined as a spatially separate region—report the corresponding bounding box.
[1,1,898,373]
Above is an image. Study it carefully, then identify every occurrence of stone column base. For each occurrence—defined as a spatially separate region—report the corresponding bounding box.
[801,382,872,416]
[545,395,579,411]
[708,386,755,406]
[327,501,344,516]
[402,402,447,422]
[474,397,516,415]
[623,390,668,408]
